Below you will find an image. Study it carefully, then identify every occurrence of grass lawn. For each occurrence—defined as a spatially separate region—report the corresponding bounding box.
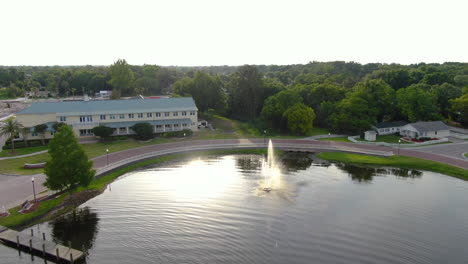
[317,136,352,143]
[355,135,412,144]
[0,145,49,158]
[0,148,268,228]
[317,152,468,180]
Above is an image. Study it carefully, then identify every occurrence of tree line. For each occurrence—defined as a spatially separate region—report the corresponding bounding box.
[1,60,467,133]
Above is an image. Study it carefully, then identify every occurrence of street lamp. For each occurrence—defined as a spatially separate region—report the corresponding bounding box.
[263,130,267,146]
[106,149,109,166]
[31,177,37,203]
[328,132,331,137]
[398,139,401,155]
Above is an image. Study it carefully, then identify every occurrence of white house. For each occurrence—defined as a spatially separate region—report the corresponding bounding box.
[373,121,408,135]
[399,121,450,139]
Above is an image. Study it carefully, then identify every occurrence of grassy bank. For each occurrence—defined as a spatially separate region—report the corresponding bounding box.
[0,149,268,228]
[317,152,468,180]
[317,136,352,143]
[0,145,49,158]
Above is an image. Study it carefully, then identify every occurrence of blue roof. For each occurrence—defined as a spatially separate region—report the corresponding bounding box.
[18,98,198,116]
[104,119,192,128]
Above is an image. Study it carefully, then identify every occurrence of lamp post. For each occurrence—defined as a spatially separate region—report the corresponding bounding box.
[31,177,37,203]
[398,139,401,155]
[263,130,267,146]
[106,149,109,166]
[328,132,331,138]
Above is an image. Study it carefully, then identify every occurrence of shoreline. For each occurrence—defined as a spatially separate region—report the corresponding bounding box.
[0,149,466,230]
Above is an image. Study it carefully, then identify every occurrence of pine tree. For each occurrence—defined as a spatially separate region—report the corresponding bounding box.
[44,125,95,192]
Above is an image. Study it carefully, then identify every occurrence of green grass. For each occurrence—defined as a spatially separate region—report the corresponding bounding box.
[0,149,268,228]
[0,88,12,99]
[317,136,352,142]
[355,135,412,144]
[465,153,468,158]
[0,145,49,158]
[316,152,468,180]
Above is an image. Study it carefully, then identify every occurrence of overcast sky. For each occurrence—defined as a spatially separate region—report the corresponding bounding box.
[1,0,467,66]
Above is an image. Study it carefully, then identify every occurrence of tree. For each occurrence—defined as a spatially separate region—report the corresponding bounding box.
[283,103,316,135]
[108,59,135,98]
[135,65,161,95]
[352,79,396,122]
[397,86,442,122]
[20,127,29,147]
[52,122,67,131]
[173,71,227,113]
[261,89,302,129]
[0,118,23,153]
[34,124,48,145]
[44,125,95,192]
[228,65,265,119]
[329,96,377,134]
[92,125,114,141]
[131,123,153,140]
[451,94,468,126]
[430,83,462,117]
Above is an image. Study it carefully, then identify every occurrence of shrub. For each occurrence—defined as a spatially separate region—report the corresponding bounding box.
[131,123,154,140]
[3,140,44,150]
[92,125,114,141]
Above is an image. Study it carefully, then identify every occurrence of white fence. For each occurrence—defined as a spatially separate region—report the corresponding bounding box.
[347,136,449,148]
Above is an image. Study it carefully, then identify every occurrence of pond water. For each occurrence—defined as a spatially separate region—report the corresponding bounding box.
[1,154,468,264]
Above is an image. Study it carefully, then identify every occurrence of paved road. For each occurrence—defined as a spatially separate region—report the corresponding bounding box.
[1,138,466,210]
[411,141,468,160]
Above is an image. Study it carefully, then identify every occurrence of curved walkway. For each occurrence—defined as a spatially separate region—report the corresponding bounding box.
[1,138,467,210]
[0,150,48,161]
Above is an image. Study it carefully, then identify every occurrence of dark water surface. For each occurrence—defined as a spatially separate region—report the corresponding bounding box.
[1,154,468,264]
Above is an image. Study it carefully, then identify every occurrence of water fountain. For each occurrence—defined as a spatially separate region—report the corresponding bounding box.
[262,140,281,192]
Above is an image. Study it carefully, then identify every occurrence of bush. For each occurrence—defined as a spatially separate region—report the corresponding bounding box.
[92,125,114,140]
[418,137,432,141]
[3,140,45,150]
[162,129,193,138]
[131,123,154,140]
[113,136,128,141]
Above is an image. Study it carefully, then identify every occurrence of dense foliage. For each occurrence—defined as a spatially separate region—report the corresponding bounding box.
[92,125,114,141]
[130,123,154,140]
[1,61,467,133]
[44,125,95,192]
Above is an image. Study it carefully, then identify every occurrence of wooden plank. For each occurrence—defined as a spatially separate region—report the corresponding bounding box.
[0,228,84,261]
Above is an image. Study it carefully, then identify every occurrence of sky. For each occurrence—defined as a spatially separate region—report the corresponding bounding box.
[1,0,467,66]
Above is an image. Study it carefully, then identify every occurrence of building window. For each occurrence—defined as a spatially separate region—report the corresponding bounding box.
[155,112,161,117]
[435,131,438,135]
[129,113,134,119]
[110,115,116,120]
[32,131,38,136]
[182,111,187,116]
[173,112,178,116]
[165,124,171,128]
[164,112,170,117]
[138,113,143,118]
[79,129,94,136]
[100,115,106,120]
[80,116,93,123]
[59,116,66,122]
[119,127,126,133]
[120,114,125,119]
[156,125,162,130]
[147,113,152,118]
[182,123,188,127]
[50,131,54,136]
[190,111,195,116]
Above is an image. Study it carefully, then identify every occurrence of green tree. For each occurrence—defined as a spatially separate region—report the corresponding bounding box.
[173,71,226,112]
[131,123,153,140]
[283,103,316,135]
[135,65,160,95]
[352,79,396,122]
[34,124,48,145]
[430,83,462,117]
[261,89,302,129]
[0,118,23,153]
[451,94,468,126]
[108,59,135,98]
[92,125,114,141]
[19,127,29,147]
[329,96,377,134]
[397,86,442,122]
[44,125,95,192]
[228,65,265,119]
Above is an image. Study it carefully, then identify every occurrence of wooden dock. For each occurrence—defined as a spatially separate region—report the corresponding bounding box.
[0,225,84,263]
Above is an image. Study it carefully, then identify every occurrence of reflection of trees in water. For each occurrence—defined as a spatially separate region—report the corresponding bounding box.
[336,164,423,183]
[235,155,263,173]
[280,153,313,172]
[49,207,99,255]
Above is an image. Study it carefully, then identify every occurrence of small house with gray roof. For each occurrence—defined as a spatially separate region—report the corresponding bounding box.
[373,121,408,135]
[16,97,198,140]
[399,121,449,139]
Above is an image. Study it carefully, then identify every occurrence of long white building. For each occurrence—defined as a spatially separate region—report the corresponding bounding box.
[16,97,198,140]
